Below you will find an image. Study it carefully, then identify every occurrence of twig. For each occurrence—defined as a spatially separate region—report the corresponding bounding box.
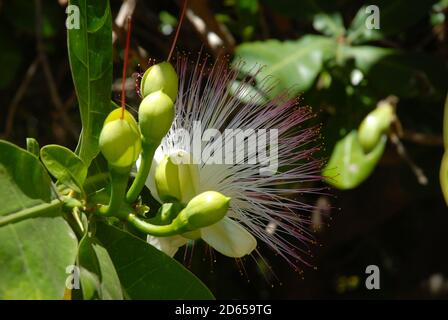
[401,130,444,147]
[185,0,235,57]
[3,57,40,138]
[112,0,138,44]
[35,0,78,138]
[389,132,428,185]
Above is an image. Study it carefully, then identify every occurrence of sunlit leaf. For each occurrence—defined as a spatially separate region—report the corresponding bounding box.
[68,0,113,167]
[0,140,78,299]
[41,145,87,194]
[0,215,78,299]
[0,140,52,217]
[234,35,336,98]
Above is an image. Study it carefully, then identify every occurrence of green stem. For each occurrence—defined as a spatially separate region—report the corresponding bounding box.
[0,199,62,227]
[97,166,130,218]
[126,141,157,203]
[127,213,185,237]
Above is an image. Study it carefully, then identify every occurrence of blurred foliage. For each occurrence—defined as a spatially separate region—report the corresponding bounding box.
[233,0,448,189]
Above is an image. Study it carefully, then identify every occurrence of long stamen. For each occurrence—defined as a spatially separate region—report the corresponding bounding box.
[121,16,132,119]
[167,0,188,62]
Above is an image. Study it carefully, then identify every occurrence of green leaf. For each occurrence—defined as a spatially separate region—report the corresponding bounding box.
[95,222,214,299]
[0,215,78,299]
[41,145,88,194]
[347,1,436,44]
[77,233,123,300]
[324,130,386,190]
[68,0,113,167]
[234,35,336,98]
[0,141,78,298]
[313,12,345,37]
[26,138,40,157]
[440,94,448,205]
[0,141,78,300]
[0,140,52,217]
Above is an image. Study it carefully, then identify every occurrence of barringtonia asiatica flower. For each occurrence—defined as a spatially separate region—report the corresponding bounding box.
[141,56,323,266]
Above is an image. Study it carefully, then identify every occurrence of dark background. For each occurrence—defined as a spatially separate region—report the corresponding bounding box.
[1,0,447,299]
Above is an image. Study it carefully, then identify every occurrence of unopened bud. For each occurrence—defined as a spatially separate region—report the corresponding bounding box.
[140,62,178,101]
[139,90,174,143]
[173,191,230,231]
[358,102,395,153]
[99,108,142,169]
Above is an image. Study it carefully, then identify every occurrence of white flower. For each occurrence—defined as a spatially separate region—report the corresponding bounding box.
[143,56,322,266]
[146,147,257,258]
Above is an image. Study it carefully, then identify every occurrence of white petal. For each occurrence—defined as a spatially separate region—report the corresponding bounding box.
[200,217,257,258]
[147,235,188,257]
[144,146,165,203]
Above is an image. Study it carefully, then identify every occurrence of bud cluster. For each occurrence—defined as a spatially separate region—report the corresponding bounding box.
[96,61,230,236]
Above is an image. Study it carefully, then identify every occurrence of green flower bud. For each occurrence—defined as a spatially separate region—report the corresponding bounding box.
[154,150,199,204]
[126,191,230,237]
[140,62,178,101]
[358,102,395,153]
[173,191,230,231]
[99,108,142,169]
[139,90,174,143]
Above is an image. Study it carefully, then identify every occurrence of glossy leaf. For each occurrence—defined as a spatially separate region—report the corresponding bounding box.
[41,145,88,194]
[95,222,214,300]
[0,140,52,217]
[77,233,123,300]
[0,215,78,299]
[0,140,78,298]
[68,0,113,167]
[324,130,386,190]
[235,35,336,98]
